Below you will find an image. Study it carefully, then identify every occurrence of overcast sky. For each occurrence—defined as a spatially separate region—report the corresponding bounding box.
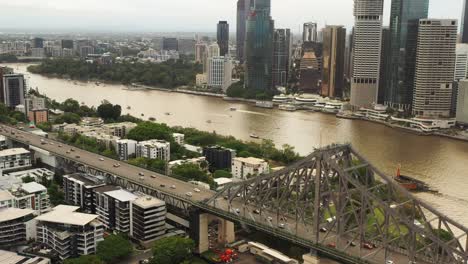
[0,0,463,33]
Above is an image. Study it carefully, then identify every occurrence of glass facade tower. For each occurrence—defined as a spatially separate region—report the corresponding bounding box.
[245,0,274,92]
[385,0,429,109]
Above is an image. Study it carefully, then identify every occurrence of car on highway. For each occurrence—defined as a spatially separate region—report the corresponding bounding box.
[160,184,166,188]
[267,216,273,221]
[138,172,144,176]
[362,243,373,250]
[386,260,394,264]
[347,241,357,247]
[193,188,201,193]
[253,209,260,214]
[186,192,193,197]
[279,223,286,229]
[327,242,336,248]
[170,185,176,189]
[70,148,75,152]
[139,176,145,181]
[113,163,121,168]
[151,175,156,179]
[58,145,62,147]
[99,158,104,161]
[235,208,240,214]
[320,227,328,233]
[75,155,80,159]
[66,151,70,154]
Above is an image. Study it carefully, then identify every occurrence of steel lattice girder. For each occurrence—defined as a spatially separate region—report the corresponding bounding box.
[205,144,468,264]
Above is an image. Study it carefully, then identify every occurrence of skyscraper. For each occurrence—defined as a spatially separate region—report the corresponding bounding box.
[321,25,346,98]
[162,38,178,51]
[32,37,44,49]
[385,0,429,110]
[303,22,318,43]
[195,43,209,72]
[217,21,230,57]
[462,0,468,43]
[2,74,26,108]
[237,0,251,63]
[245,0,274,92]
[272,29,291,88]
[350,0,384,107]
[413,19,457,118]
[455,44,468,81]
[379,27,391,104]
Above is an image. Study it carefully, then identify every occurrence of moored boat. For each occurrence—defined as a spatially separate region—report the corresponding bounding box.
[394,166,430,192]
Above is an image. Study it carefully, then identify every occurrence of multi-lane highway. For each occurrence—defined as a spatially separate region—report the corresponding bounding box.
[0,124,216,203]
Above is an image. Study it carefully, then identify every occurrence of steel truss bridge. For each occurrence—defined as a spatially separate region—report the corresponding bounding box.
[3,126,466,264]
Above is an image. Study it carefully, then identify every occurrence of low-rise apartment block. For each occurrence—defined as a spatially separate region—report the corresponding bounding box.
[115,139,137,161]
[0,250,51,264]
[9,182,50,214]
[130,196,166,245]
[231,157,269,180]
[63,174,105,214]
[101,122,137,138]
[0,207,35,247]
[172,133,185,145]
[136,140,170,161]
[0,148,32,172]
[35,205,104,260]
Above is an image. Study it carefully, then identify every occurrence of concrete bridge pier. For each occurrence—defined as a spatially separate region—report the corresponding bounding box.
[190,211,235,253]
[303,250,320,264]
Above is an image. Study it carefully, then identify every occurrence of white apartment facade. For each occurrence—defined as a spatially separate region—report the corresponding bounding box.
[136,140,171,161]
[231,157,269,180]
[0,148,32,172]
[207,56,233,92]
[413,19,457,118]
[115,139,137,160]
[172,133,185,145]
[455,44,468,81]
[457,80,468,125]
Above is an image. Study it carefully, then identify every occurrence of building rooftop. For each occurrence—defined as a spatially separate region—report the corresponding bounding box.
[64,173,105,187]
[106,189,139,202]
[20,182,47,194]
[214,177,233,186]
[35,205,98,226]
[233,157,267,165]
[94,185,120,194]
[0,207,34,222]
[0,250,50,264]
[133,196,165,209]
[0,190,14,202]
[138,139,170,148]
[0,148,30,157]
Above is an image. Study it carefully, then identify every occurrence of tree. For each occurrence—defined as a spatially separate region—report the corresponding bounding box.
[214,170,232,179]
[97,234,133,264]
[37,121,53,132]
[97,102,122,121]
[150,237,195,264]
[63,255,104,264]
[54,113,81,124]
[226,82,245,98]
[48,183,64,205]
[171,163,212,184]
[127,122,172,142]
[62,98,80,113]
[22,176,35,183]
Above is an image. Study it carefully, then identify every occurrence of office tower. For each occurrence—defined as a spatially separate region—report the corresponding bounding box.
[303,22,318,43]
[413,19,457,118]
[350,0,384,107]
[321,25,346,98]
[299,51,322,93]
[162,37,178,51]
[344,28,354,80]
[245,0,274,92]
[386,0,429,110]
[457,80,468,124]
[61,39,74,49]
[195,43,209,73]
[0,67,13,103]
[217,21,230,56]
[462,0,468,43]
[272,29,291,88]
[455,44,468,81]
[2,74,26,108]
[379,27,391,104]
[32,37,44,48]
[178,39,196,55]
[208,43,220,58]
[237,0,251,63]
[207,56,233,92]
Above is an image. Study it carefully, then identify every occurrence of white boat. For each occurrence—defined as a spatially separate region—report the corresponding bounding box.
[250,133,260,139]
[323,102,343,114]
[294,97,318,105]
[272,95,291,103]
[278,104,298,111]
[312,102,326,110]
[255,101,274,109]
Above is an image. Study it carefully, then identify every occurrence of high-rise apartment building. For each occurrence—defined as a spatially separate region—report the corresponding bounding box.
[385,0,429,110]
[321,25,346,98]
[130,196,166,245]
[0,208,34,248]
[457,80,468,125]
[272,29,291,88]
[207,56,233,92]
[208,43,220,58]
[217,21,229,57]
[303,22,318,43]
[0,67,13,103]
[413,19,457,118]
[462,0,468,43]
[162,38,178,51]
[237,0,251,63]
[195,43,209,71]
[61,39,74,49]
[63,173,106,214]
[455,44,468,81]
[245,0,274,92]
[136,140,171,161]
[32,37,44,48]
[350,0,384,107]
[2,74,26,108]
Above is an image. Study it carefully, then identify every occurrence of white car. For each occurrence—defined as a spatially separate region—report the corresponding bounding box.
[99,158,104,161]
[386,261,394,264]
[193,188,201,193]
[186,192,193,197]
[170,185,176,189]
